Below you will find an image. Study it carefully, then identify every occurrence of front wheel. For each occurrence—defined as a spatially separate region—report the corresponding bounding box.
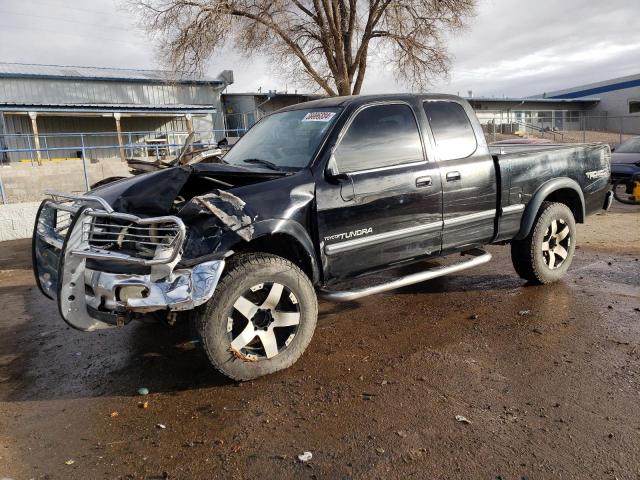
[511,202,577,284]
[195,253,318,381]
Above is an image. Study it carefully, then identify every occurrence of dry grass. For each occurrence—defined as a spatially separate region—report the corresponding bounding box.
[484,130,636,146]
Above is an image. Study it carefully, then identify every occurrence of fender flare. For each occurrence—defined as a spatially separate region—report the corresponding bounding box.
[241,218,321,285]
[515,177,585,240]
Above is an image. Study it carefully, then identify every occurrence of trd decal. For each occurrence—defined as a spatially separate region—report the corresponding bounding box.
[585,168,609,180]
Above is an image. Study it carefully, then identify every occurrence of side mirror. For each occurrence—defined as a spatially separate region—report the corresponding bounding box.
[325,154,350,182]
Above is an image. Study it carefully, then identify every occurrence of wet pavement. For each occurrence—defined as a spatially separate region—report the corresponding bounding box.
[1,204,639,479]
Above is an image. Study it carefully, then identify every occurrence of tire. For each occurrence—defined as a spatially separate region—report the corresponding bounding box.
[613,179,639,205]
[195,253,318,381]
[510,201,577,284]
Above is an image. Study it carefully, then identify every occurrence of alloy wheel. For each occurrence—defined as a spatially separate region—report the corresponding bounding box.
[541,219,571,269]
[227,282,301,360]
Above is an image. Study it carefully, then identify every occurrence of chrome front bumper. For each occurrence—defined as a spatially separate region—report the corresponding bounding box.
[33,192,225,331]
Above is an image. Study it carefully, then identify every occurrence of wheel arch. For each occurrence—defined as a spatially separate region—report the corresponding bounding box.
[515,178,585,240]
[232,219,321,285]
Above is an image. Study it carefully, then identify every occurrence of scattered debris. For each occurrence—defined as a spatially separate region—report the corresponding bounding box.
[518,310,531,316]
[297,451,313,462]
[375,447,385,454]
[396,430,408,438]
[469,314,479,320]
[156,423,166,429]
[137,387,149,396]
[175,340,199,351]
[381,380,388,385]
[532,328,543,335]
[109,411,119,418]
[455,415,472,424]
[138,401,150,409]
[229,346,258,362]
[64,459,75,465]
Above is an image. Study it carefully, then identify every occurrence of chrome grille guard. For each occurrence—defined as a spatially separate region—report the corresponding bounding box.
[33,191,224,333]
[38,190,186,267]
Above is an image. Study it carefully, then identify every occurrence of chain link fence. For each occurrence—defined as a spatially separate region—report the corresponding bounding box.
[0,129,238,204]
[2,110,639,204]
[476,110,640,145]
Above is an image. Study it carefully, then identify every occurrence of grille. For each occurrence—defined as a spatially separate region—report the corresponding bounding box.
[83,215,183,260]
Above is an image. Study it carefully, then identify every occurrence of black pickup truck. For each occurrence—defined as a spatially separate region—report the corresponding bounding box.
[33,94,612,380]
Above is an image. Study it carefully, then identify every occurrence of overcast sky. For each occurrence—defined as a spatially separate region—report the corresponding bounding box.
[0,0,638,97]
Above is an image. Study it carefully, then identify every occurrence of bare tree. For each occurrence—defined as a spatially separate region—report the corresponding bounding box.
[130,0,476,96]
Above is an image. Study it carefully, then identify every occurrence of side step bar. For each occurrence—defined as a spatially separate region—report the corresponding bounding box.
[319,248,492,302]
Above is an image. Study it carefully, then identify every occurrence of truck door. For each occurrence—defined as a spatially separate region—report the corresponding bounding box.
[422,100,497,253]
[316,102,443,282]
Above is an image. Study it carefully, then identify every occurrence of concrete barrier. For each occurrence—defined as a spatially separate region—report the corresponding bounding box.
[0,158,130,203]
[0,201,41,241]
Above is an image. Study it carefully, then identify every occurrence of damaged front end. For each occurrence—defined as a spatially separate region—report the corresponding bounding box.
[33,191,226,331]
[33,163,304,331]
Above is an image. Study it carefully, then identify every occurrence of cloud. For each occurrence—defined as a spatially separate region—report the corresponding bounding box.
[1,0,639,97]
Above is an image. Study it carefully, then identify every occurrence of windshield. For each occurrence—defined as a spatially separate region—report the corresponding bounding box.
[223,107,341,171]
[616,137,640,154]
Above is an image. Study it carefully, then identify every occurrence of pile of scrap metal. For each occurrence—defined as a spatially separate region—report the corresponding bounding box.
[91,134,237,188]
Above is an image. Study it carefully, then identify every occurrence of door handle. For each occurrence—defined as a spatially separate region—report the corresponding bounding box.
[446,171,461,182]
[415,176,432,188]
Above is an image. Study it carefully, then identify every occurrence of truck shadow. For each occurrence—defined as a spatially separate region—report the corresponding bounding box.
[1,285,232,403]
[2,246,575,403]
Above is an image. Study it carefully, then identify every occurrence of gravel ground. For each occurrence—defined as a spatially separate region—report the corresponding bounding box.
[0,204,638,480]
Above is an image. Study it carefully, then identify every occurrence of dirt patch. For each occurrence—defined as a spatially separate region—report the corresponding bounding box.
[1,207,639,479]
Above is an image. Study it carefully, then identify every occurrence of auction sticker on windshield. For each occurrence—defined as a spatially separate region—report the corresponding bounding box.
[302,111,336,122]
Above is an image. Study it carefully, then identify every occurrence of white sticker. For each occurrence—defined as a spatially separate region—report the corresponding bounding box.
[302,111,336,122]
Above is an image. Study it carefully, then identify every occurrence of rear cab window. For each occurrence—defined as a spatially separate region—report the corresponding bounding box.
[423,101,478,161]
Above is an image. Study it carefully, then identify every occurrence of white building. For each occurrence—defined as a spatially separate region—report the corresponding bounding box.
[535,72,640,134]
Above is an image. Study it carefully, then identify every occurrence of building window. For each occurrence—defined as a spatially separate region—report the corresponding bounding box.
[630,101,640,114]
[537,111,552,123]
[566,111,580,122]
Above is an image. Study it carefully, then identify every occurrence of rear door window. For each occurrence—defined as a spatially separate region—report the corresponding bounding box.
[334,103,424,173]
[423,101,477,161]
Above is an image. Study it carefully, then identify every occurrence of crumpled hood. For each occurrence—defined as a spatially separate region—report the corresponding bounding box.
[89,164,284,216]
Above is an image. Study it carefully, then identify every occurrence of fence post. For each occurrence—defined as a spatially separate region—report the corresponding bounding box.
[80,134,90,191]
[43,136,51,162]
[582,115,586,143]
[0,171,7,204]
[27,135,35,166]
[620,117,623,145]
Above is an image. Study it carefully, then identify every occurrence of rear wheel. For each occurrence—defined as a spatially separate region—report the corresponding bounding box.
[511,202,576,284]
[196,253,317,381]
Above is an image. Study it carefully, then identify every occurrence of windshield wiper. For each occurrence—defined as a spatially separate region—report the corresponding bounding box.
[242,158,282,171]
